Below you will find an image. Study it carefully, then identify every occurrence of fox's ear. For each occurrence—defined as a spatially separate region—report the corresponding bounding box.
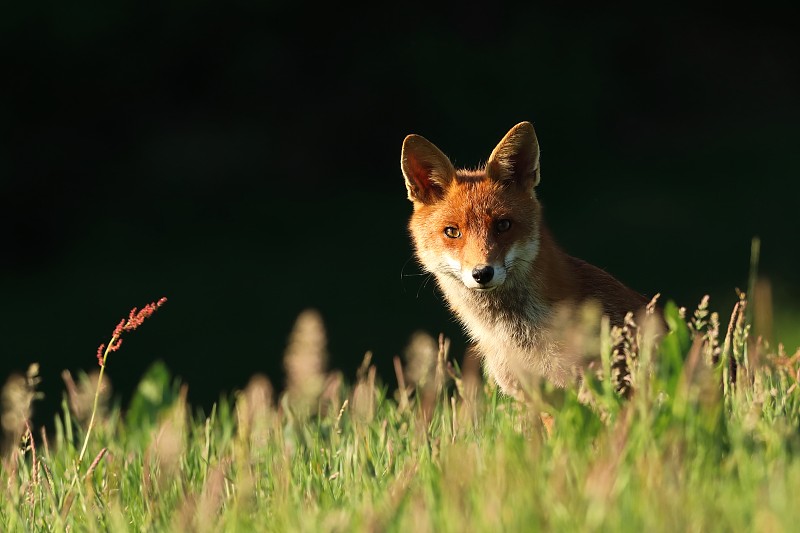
[487,121,540,188]
[401,134,456,204]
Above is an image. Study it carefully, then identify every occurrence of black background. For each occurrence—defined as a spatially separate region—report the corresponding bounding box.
[2,3,799,426]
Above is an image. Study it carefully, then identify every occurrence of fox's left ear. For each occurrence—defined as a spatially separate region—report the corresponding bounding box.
[487,121,540,188]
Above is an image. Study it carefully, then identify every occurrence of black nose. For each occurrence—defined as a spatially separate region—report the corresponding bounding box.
[471,265,494,284]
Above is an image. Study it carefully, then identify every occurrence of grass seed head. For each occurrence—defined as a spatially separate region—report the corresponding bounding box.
[403,331,437,389]
[351,353,377,422]
[1,364,40,453]
[236,374,275,448]
[283,309,329,414]
[62,370,112,425]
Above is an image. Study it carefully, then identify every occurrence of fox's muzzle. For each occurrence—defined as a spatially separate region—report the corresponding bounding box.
[471,265,494,285]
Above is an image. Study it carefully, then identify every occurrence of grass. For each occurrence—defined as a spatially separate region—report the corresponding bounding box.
[2,292,800,532]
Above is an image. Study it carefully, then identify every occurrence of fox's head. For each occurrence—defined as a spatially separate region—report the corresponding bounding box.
[402,122,543,293]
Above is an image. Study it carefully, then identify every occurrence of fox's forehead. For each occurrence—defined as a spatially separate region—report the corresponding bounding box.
[446,178,503,216]
[437,171,536,220]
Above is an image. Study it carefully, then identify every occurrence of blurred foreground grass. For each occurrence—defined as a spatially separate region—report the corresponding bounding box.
[2,295,800,532]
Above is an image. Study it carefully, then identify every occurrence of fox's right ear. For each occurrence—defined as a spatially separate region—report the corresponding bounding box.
[401,134,455,204]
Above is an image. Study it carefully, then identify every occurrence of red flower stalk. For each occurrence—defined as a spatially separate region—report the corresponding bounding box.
[96,297,167,367]
[122,297,168,333]
[63,296,168,518]
[112,318,125,339]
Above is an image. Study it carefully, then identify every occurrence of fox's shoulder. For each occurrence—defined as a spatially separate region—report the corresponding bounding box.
[566,255,648,324]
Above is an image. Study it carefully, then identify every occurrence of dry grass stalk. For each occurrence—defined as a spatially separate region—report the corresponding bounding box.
[393,356,410,412]
[403,331,440,422]
[62,370,112,426]
[145,384,188,493]
[351,352,377,422]
[1,364,41,455]
[705,310,722,366]
[550,300,603,370]
[434,333,450,397]
[195,463,227,533]
[584,408,632,526]
[459,347,482,403]
[171,494,198,533]
[610,312,638,398]
[319,371,344,417]
[732,292,751,386]
[283,309,328,416]
[23,421,38,521]
[690,295,711,333]
[459,348,482,429]
[236,374,274,450]
[722,293,748,388]
[403,331,437,389]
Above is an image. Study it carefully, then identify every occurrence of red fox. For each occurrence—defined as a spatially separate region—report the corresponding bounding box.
[401,121,648,395]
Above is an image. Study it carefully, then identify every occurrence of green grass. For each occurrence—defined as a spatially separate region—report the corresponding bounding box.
[2,296,800,532]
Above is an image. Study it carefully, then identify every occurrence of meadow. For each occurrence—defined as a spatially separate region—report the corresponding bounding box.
[2,282,800,531]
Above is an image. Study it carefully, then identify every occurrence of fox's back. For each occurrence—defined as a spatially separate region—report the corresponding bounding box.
[566,255,648,325]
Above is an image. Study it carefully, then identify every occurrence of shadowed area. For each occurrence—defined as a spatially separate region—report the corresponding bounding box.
[1,4,799,426]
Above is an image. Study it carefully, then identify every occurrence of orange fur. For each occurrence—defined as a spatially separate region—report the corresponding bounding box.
[401,122,648,395]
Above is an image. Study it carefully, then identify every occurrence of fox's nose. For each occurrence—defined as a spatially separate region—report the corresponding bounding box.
[471,265,494,284]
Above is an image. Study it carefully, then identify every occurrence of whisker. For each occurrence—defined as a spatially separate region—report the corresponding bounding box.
[401,255,429,293]
[417,273,434,299]
[400,255,416,281]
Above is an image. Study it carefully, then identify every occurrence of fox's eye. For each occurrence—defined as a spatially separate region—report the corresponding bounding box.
[444,226,461,239]
[496,219,512,232]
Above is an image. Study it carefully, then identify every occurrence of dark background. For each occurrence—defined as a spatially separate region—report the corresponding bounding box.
[2,3,799,426]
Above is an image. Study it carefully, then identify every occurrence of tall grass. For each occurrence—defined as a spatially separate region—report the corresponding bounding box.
[1,292,799,532]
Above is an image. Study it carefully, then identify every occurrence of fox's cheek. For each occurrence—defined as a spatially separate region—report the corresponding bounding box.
[506,236,541,264]
[444,253,462,272]
[440,239,465,268]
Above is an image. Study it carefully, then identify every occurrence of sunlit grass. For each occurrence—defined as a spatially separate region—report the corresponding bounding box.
[2,292,800,531]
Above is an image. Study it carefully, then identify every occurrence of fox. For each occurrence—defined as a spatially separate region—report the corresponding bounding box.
[401,121,649,396]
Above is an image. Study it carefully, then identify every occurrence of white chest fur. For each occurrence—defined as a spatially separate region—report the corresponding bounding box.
[435,274,577,392]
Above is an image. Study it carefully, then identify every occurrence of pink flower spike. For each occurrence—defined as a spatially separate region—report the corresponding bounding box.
[112,319,125,339]
[123,297,167,332]
[96,297,166,367]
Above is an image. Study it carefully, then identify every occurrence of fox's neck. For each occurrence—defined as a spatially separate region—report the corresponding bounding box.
[529,224,577,305]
